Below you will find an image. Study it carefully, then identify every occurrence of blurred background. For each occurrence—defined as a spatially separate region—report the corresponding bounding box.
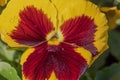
[0,0,120,80]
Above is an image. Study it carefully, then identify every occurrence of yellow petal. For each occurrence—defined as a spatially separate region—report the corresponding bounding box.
[51,0,108,64]
[22,71,58,80]
[48,72,58,80]
[0,0,57,47]
[74,47,92,65]
[22,72,29,80]
[51,0,86,27]
[0,0,7,6]
[20,48,35,65]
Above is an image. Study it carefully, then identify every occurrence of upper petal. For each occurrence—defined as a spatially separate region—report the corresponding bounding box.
[61,15,98,56]
[10,6,54,46]
[0,0,57,47]
[52,0,108,60]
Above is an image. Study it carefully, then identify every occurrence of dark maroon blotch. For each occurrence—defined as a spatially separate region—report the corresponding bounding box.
[61,15,98,56]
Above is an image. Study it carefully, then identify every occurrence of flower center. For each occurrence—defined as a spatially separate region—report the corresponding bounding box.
[46,30,64,45]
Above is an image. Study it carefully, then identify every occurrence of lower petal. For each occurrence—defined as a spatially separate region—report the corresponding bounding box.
[22,42,88,80]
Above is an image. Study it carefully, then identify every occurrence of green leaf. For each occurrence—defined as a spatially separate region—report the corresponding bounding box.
[109,30,120,61]
[0,40,16,61]
[0,62,21,80]
[95,63,120,80]
[80,50,109,80]
[90,0,114,7]
[89,50,109,71]
[117,0,120,2]
[0,75,7,80]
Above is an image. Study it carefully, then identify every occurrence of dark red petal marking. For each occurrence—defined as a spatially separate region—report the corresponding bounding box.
[23,42,87,80]
[10,6,54,46]
[61,15,98,56]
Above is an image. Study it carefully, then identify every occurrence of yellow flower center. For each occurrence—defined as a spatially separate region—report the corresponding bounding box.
[46,30,64,45]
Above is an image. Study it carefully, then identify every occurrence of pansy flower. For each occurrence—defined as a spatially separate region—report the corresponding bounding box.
[0,0,108,80]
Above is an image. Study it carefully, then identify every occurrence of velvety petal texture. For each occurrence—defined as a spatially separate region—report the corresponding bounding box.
[61,15,97,56]
[0,0,109,80]
[0,0,57,47]
[23,42,87,80]
[10,6,54,46]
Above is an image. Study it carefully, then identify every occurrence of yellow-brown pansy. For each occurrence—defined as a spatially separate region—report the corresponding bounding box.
[0,0,7,6]
[101,6,120,29]
[0,0,108,80]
